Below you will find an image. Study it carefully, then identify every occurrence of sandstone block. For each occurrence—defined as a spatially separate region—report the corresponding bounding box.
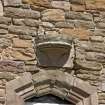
[0,17,11,25]
[76,60,102,71]
[71,4,85,11]
[22,0,51,7]
[60,28,91,40]
[86,52,105,63]
[0,60,25,72]
[13,18,40,27]
[55,21,74,28]
[66,11,93,21]
[51,1,70,11]
[42,9,65,22]
[3,0,22,6]
[0,89,5,97]
[4,7,40,19]
[90,36,103,42]
[96,22,105,29]
[0,72,17,80]
[0,24,8,30]
[41,22,54,28]
[2,48,35,61]
[75,20,95,29]
[0,38,11,48]
[13,38,32,48]
[8,25,37,36]
[0,29,8,35]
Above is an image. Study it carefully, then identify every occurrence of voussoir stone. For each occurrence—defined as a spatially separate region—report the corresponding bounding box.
[42,9,65,22]
[4,7,40,19]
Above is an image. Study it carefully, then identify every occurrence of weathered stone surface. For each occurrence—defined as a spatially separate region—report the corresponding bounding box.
[42,9,65,22]
[30,5,46,11]
[90,36,103,42]
[76,60,102,71]
[2,48,35,61]
[45,31,59,37]
[0,60,25,72]
[0,29,8,35]
[0,24,8,30]
[75,20,95,29]
[22,0,51,7]
[0,72,17,80]
[0,38,11,48]
[0,89,5,97]
[13,38,32,48]
[70,0,85,4]
[88,42,105,53]
[41,22,54,28]
[55,21,74,28]
[51,1,70,11]
[71,4,85,11]
[3,0,22,6]
[22,19,40,27]
[85,0,97,10]
[25,65,38,72]
[96,22,105,29]
[78,41,105,53]
[4,7,40,19]
[0,0,3,16]
[60,28,92,40]
[8,25,37,36]
[0,17,11,25]
[66,11,93,21]
[86,52,105,63]
[94,29,105,37]
[13,19,40,27]
[76,74,100,81]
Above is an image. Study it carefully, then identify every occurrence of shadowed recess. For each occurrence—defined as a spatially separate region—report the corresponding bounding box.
[25,94,74,105]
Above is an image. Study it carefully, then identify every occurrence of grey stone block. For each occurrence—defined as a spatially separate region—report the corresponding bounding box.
[66,11,93,21]
[4,7,40,19]
[8,25,37,36]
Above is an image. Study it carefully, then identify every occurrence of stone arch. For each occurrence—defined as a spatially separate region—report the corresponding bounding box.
[6,71,98,105]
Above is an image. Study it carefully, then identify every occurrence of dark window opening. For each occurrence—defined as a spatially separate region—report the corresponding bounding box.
[25,94,74,105]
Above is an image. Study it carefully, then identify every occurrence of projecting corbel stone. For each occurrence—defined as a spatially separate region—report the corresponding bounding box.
[35,34,75,68]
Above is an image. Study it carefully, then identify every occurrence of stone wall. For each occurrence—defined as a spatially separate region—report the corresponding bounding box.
[0,0,105,105]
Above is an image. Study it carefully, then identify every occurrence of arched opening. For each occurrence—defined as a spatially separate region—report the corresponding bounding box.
[25,94,74,105]
[6,72,98,105]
